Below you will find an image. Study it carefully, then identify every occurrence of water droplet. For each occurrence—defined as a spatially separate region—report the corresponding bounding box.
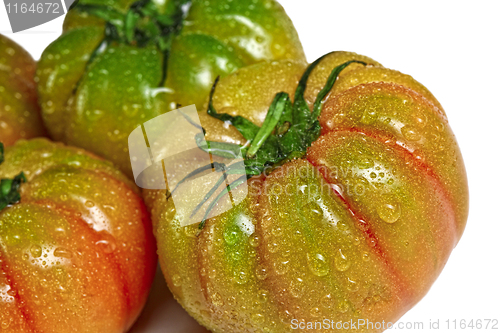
[268,240,280,253]
[231,251,242,261]
[208,269,217,279]
[377,200,401,223]
[334,249,350,272]
[413,112,427,127]
[290,278,304,298]
[183,225,198,238]
[338,299,350,313]
[346,278,359,292]
[361,107,378,124]
[30,245,42,258]
[122,104,142,117]
[271,226,283,237]
[310,307,321,317]
[362,252,370,261]
[307,253,329,276]
[224,225,240,245]
[1,318,12,329]
[172,274,182,287]
[274,260,290,275]
[85,109,104,122]
[85,200,95,208]
[210,292,224,306]
[251,313,265,324]
[95,238,117,254]
[401,125,421,141]
[357,155,374,169]
[53,247,72,259]
[257,289,268,303]
[249,233,260,247]
[233,270,248,285]
[256,266,268,280]
[321,294,334,309]
[280,310,293,324]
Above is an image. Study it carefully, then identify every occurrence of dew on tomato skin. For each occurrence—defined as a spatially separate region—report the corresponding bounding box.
[172,274,182,287]
[233,270,249,285]
[255,266,268,280]
[53,247,72,259]
[337,221,348,231]
[337,299,350,313]
[85,109,104,122]
[357,155,375,170]
[248,233,260,247]
[1,318,12,329]
[257,289,268,303]
[377,199,401,224]
[321,293,334,309]
[435,122,445,132]
[251,313,265,324]
[271,226,283,237]
[413,112,428,127]
[95,238,117,254]
[310,307,321,317]
[210,292,224,306]
[346,277,359,292]
[30,245,42,258]
[231,251,242,261]
[289,278,305,298]
[360,107,378,124]
[334,249,350,272]
[268,240,279,253]
[223,225,240,245]
[307,253,329,277]
[401,125,422,141]
[183,225,198,238]
[274,259,290,275]
[208,268,217,279]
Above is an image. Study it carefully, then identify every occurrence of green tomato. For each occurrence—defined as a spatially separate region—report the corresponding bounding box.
[36,0,305,177]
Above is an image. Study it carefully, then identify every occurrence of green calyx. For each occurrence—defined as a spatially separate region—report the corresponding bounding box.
[0,143,27,212]
[74,0,191,86]
[168,53,367,233]
[203,55,367,173]
[76,0,191,50]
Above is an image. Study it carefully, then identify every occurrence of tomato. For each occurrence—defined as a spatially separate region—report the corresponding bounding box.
[143,51,468,332]
[0,139,156,332]
[36,0,305,177]
[0,35,46,146]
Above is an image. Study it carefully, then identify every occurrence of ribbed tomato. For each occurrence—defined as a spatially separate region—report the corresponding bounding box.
[144,51,468,332]
[0,139,156,332]
[0,35,46,146]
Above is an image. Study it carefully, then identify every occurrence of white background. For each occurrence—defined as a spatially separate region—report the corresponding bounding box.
[1,0,500,332]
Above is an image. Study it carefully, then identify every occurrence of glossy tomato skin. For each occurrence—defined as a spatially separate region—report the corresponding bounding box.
[36,0,305,177]
[0,139,156,332]
[144,52,468,332]
[0,35,46,146]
